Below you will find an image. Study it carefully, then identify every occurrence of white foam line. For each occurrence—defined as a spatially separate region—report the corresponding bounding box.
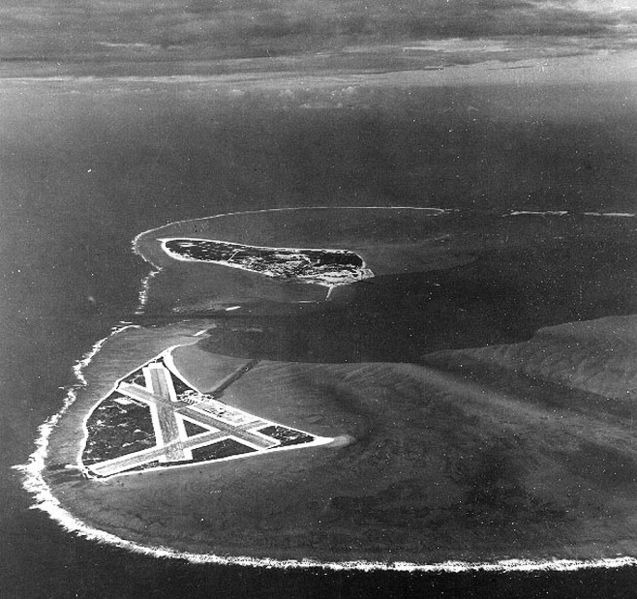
[131,231,166,314]
[17,334,637,571]
[73,324,140,386]
[134,206,635,311]
[134,206,452,250]
[11,448,637,574]
[506,210,635,218]
[137,205,632,311]
[583,212,635,218]
[13,323,142,497]
[507,210,569,217]
[16,205,637,572]
[135,269,160,314]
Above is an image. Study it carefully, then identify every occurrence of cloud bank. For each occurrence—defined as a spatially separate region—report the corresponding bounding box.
[1,1,636,67]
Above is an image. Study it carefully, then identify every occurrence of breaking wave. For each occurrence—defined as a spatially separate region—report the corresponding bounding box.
[15,206,637,572]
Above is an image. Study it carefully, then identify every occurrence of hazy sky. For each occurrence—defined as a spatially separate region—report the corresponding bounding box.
[1,0,637,65]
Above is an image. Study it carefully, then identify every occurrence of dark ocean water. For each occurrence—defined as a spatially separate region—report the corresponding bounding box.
[1,76,637,597]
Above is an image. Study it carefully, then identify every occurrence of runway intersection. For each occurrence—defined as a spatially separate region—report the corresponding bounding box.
[82,353,329,478]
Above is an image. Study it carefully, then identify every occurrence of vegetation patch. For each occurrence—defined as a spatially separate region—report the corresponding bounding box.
[82,393,156,465]
[162,238,371,287]
[191,439,256,462]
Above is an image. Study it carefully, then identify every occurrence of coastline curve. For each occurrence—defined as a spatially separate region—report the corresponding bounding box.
[16,206,637,573]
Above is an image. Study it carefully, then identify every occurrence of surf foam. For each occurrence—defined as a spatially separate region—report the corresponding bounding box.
[16,206,637,572]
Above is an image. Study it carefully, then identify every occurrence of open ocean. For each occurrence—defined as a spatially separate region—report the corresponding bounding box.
[2,76,637,597]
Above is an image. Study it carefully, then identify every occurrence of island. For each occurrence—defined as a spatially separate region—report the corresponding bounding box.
[25,207,637,570]
[160,237,373,288]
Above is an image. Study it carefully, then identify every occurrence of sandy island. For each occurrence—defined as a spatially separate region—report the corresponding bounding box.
[24,207,637,569]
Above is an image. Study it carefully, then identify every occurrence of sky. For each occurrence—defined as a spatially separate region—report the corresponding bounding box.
[1,0,637,69]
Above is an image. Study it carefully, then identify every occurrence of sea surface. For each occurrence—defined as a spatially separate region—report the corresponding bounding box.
[2,74,637,597]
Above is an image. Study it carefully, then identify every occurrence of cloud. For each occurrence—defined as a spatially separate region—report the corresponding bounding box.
[0,0,636,63]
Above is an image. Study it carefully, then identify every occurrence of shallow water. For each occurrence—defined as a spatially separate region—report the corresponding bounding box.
[2,76,637,596]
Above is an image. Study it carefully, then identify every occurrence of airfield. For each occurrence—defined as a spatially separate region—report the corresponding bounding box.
[81,351,330,478]
[40,207,637,566]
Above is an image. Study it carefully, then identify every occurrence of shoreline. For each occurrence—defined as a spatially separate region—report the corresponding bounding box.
[17,207,637,572]
[17,316,637,572]
[18,349,637,574]
[158,236,374,288]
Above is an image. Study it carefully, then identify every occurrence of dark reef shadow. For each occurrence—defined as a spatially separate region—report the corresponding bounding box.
[196,241,637,363]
